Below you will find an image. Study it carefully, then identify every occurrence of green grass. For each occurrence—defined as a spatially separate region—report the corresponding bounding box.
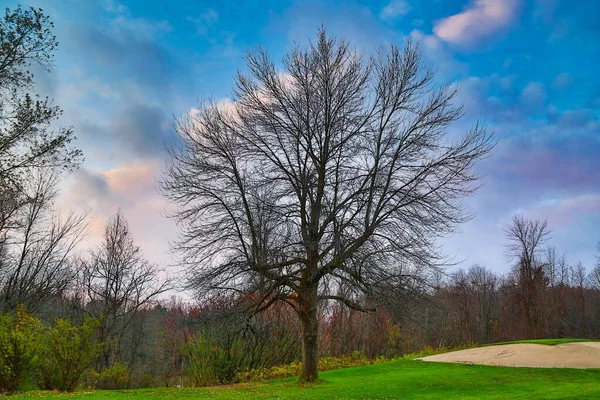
[9,358,600,399]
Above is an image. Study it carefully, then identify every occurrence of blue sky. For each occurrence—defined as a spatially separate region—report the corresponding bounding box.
[6,0,599,278]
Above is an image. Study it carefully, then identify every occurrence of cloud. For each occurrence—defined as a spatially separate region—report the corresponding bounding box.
[187,9,219,35]
[444,104,600,273]
[58,161,176,266]
[63,9,183,97]
[449,73,524,121]
[520,82,546,107]
[409,30,467,77]
[552,72,573,89]
[433,0,521,48]
[528,194,600,228]
[100,0,128,14]
[70,26,173,91]
[380,0,411,21]
[111,104,174,158]
[274,1,399,54]
[64,163,158,215]
[484,107,600,200]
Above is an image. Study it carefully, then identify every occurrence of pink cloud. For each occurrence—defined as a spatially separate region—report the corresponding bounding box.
[57,161,176,267]
[102,163,157,198]
[525,194,600,229]
[434,0,521,48]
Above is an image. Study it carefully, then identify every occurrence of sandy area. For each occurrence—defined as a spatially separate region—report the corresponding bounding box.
[418,342,600,368]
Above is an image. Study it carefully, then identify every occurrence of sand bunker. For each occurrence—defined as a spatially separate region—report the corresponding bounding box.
[418,342,600,368]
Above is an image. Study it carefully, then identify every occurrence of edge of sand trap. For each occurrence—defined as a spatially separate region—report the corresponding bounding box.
[417,342,600,368]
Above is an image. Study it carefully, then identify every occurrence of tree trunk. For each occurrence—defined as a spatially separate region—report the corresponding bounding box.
[299,285,319,382]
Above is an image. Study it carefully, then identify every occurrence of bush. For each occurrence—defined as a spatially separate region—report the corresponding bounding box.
[0,305,42,393]
[183,336,221,387]
[183,334,247,386]
[36,316,101,391]
[86,362,131,389]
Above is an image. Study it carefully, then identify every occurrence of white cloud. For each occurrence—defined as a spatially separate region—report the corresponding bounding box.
[380,0,411,21]
[433,0,521,48]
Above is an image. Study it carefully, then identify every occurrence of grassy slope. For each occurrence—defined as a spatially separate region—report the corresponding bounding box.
[11,359,600,400]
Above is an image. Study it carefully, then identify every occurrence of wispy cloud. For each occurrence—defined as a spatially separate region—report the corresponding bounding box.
[434,0,521,48]
[380,0,411,21]
[187,9,219,35]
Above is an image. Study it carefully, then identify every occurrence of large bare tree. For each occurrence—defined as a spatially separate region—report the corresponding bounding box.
[162,30,494,381]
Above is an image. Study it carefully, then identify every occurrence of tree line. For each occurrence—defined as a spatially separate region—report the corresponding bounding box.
[2,225,598,391]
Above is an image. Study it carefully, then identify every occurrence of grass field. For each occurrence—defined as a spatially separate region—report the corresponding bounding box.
[10,357,600,399]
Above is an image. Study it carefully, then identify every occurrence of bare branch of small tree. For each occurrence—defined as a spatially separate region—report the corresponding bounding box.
[0,172,88,312]
[78,210,171,370]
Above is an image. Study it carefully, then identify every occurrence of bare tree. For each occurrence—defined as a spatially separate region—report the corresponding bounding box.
[0,173,87,312]
[543,246,570,337]
[162,30,494,381]
[467,264,499,343]
[505,215,551,338]
[570,262,587,336]
[590,265,600,290]
[79,211,170,370]
[0,6,83,298]
[589,241,600,289]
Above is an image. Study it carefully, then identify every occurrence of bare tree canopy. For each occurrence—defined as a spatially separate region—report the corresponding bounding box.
[162,29,494,381]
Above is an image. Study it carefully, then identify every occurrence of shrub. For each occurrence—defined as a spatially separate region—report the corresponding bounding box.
[36,316,101,391]
[86,362,131,389]
[0,305,42,393]
[183,336,221,387]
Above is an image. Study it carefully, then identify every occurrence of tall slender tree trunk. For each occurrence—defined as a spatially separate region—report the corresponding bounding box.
[299,285,319,382]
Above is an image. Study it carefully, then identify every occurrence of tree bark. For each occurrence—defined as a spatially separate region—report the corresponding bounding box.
[299,285,319,382]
